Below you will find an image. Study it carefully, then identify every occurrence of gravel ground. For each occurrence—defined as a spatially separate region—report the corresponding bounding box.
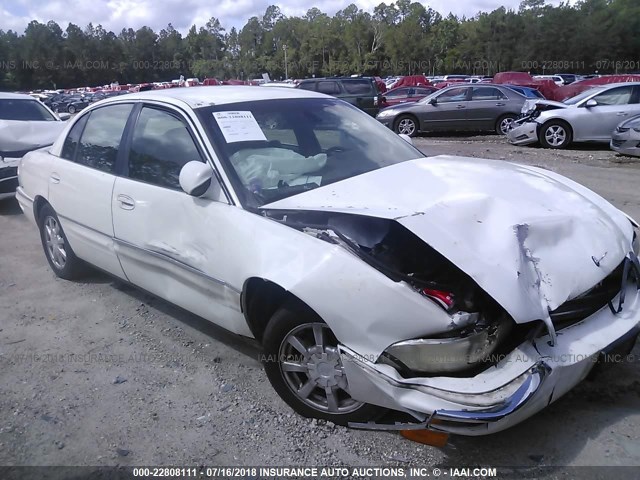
[1,135,639,476]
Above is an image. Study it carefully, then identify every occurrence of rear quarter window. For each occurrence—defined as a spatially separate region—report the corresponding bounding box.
[343,80,374,95]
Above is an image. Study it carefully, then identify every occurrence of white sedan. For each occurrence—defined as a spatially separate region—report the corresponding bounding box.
[17,87,640,435]
[1,92,68,200]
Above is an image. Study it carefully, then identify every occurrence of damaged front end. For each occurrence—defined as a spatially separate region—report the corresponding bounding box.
[259,156,640,434]
[508,100,567,145]
[263,209,517,377]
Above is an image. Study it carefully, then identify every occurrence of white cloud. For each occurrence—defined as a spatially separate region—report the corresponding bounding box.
[0,0,576,34]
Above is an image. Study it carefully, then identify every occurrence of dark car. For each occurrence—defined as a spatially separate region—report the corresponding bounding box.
[376,84,527,137]
[49,95,91,114]
[296,77,381,116]
[504,85,546,99]
[382,86,438,107]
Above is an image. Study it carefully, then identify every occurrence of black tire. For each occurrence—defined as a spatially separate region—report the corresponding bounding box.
[394,114,418,137]
[262,301,384,426]
[67,105,76,114]
[38,204,85,280]
[539,120,572,149]
[496,114,517,135]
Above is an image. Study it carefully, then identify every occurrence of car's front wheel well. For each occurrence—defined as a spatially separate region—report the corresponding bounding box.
[242,278,318,342]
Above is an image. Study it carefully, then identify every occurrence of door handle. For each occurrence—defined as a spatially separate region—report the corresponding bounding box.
[50,173,60,184]
[495,103,506,106]
[616,112,628,116]
[117,194,135,210]
[456,105,466,109]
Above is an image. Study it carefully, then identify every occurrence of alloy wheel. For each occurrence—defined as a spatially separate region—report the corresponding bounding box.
[544,125,567,147]
[44,216,67,269]
[279,323,362,414]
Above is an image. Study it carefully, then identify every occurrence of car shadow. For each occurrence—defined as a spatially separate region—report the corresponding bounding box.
[0,197,22,216]
[84,270,262,360]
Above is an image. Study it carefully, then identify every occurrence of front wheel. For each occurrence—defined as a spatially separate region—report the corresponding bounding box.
[394,115,418,137]
[496,114,517,135]
[539,120,572,149]
[67,105,76,114]
[38,204,85,279]
[262,302,384,425]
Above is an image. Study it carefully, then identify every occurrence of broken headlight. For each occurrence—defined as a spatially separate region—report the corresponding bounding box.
[379,315,512,375]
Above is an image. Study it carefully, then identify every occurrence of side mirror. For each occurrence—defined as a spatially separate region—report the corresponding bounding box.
[179,161,215,197]
[585,99,598,108]
[58,112,71,121]
[399,134,413,145]
[429,97,437,105]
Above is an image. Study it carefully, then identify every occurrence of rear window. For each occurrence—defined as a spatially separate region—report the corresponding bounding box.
[0,99,57,121]
[343,80,374,95]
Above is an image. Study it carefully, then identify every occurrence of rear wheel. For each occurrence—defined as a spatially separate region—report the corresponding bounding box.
[38,204,84,279]
[496,114,517,135]
[262,302,384,425]
[539,120,572,149]
[394,115,418,137]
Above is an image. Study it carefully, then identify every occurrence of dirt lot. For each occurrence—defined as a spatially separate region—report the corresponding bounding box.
[1,135,640,476]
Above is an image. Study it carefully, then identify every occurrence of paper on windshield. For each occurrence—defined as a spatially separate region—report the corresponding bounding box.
[212,111,267,143]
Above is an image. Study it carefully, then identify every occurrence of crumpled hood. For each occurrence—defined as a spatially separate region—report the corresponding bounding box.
[522,99,568,115]
[0,120,65,155]
[262,156,633,323]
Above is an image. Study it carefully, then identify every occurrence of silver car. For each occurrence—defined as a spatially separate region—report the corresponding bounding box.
[376,84,526,137]
[611,114,640,156]
[508,82,640,149]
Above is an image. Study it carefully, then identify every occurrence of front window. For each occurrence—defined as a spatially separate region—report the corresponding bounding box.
[0,99,57,121]
[197,98,422,207]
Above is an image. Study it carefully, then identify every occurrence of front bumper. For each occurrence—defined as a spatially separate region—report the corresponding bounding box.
[611,130,640,157]
[507,121,539,146]
[0,158,20,200]
[376,115,395,129]
[341,281,640,435]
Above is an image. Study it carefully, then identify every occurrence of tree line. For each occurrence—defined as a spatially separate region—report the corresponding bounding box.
[0,0,639,90]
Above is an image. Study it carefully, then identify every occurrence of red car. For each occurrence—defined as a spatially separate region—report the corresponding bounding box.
[381,85,438,107]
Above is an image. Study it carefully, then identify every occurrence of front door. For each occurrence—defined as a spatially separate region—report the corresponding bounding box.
[110,104,247,334]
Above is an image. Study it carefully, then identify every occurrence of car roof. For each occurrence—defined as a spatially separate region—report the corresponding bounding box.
[0,92,39,100]
[96,85,326,108]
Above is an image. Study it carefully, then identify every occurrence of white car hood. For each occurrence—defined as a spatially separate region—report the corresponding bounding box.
[262,156,633,324]
[0,119,65,154]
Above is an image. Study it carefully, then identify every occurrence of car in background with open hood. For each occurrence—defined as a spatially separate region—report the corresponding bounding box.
[16,86,640,436]
[0,92,68,200]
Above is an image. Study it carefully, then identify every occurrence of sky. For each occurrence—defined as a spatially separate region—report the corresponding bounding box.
[0,0,572,34]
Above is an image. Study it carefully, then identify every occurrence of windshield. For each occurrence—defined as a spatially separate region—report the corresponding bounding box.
[0,99,57,121]
[197,98,423,208]
[563,87,605,105]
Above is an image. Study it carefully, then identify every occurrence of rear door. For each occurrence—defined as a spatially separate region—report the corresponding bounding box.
[467,86,509,130]
[47,103,133,277]
[341,79,378,116]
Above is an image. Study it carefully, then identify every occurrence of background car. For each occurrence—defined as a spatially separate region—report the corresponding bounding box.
[508,82,640,149]
[48,94,91,114]
[0,92,67,200]
[296,77,382,116]
[505,85,546,99]
[381,86,438,107]
[611,114,640,157]
[376,84,526,136]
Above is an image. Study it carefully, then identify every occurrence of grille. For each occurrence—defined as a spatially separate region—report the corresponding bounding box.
[611,139,625,148]
[0,166,18,180]
[550,261,623,330]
